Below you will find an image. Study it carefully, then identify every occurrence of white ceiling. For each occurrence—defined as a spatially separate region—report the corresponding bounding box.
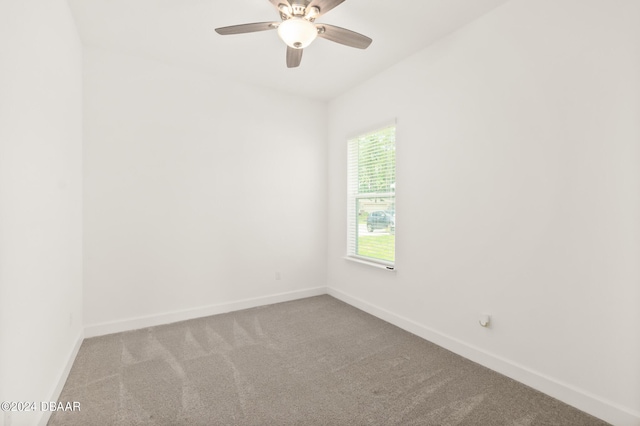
[67,0,509,100]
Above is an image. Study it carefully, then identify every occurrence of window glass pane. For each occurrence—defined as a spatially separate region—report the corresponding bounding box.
[356,198,395,262]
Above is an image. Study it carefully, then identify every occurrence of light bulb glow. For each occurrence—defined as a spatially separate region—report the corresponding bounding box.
[277,18,317,49]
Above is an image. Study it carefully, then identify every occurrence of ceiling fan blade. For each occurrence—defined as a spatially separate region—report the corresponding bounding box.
[306,0,345,17]
[316,24,372,49]
[286,46,303,68]
[215,22,278,35]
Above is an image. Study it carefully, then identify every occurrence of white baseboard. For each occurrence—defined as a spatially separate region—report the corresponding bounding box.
[326,287,640,426]
[84,287,326,338]
[38,330,84,426]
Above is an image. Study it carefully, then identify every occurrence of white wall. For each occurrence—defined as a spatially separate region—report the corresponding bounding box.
[0,0,84,425]
[327,0,640,424]
[83,48,327,331]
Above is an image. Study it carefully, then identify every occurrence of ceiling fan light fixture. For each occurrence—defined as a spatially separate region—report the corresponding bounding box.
[277,18,317,49]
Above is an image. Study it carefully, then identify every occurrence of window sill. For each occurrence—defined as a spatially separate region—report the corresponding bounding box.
[344,256,396,271]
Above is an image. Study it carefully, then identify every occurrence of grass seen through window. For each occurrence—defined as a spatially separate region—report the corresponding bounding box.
[358,234,395,262]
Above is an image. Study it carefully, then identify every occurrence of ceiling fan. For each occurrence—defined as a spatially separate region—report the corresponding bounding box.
[215,0,372,68]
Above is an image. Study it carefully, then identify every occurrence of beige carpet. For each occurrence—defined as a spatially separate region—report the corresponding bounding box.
[49,295,608,425]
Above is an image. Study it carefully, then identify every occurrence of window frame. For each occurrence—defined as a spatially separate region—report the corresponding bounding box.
[346,122,397,269]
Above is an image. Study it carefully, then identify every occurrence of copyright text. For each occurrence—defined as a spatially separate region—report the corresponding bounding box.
[1,401,81,412]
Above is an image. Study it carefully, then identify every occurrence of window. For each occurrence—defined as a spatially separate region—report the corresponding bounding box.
[347,125,396,267]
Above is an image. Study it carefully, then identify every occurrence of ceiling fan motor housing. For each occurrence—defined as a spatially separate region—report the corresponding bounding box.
[291,4,306,16]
